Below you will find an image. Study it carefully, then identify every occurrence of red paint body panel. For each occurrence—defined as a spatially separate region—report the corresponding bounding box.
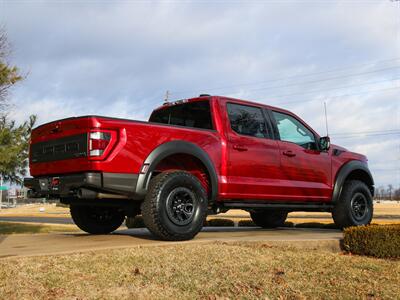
[29,96,367,203]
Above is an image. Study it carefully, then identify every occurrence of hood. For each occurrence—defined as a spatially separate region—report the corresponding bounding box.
[331,143,368,162]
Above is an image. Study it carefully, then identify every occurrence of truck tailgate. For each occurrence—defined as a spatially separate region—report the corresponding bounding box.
[29,117,95,176]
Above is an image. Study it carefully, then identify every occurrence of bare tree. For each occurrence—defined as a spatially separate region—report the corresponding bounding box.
[374,185,385,200]
[394,188,400,200]
[387,184,394,200]
[0,26,9,58]
[0,27,22,112]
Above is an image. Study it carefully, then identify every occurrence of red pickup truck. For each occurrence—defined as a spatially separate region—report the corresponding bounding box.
[24,95,374,240]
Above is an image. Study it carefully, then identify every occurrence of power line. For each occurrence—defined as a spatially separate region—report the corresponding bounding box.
[332,132,400,139]
[225,66,400,96]
[331,129,400,136]
[171,58,400,96]
[271,86,400,106]
[127,85,399,120]
[130,59,400,113]
[254,76,399,99]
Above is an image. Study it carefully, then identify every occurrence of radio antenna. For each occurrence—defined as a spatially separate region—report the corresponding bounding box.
[324,101,329,136]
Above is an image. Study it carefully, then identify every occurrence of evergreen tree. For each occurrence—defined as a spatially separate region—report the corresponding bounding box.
[0,27,36,185]
[0,115,36,184]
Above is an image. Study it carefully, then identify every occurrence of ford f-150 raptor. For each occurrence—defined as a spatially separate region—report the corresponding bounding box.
[24,95,374,240]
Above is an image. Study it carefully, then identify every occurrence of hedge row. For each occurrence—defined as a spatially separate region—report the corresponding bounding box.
[236,220,295,227]
[126,216,339,229]
[237,220,257,227]
[236,220,337,229]
[125,216,145,228]
[204,218,235,227]
[126,216,237,228]
[343,224,400,259]
[125,216,237,228]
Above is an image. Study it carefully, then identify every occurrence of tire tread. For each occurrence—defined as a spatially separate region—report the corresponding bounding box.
[332,180,373,228]
[141,171,207,241]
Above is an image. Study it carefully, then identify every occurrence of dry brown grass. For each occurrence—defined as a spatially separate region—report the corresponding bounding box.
[0,242,399,300]
[0,221,79,235]
[0,204,70,218]
[371,202,400,215]
[3,202,399,219]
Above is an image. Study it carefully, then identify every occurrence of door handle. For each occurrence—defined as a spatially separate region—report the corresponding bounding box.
[233,144,248,151]
[282,150,296,157]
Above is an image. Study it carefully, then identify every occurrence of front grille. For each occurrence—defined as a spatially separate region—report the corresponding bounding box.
[31,133,88,163]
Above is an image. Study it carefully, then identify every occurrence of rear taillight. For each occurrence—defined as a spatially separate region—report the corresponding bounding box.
[89,131,111,157]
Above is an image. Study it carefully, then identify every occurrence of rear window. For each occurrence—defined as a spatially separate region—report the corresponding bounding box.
[149,101,213,130]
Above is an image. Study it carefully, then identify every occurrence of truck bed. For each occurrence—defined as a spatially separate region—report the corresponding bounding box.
[29,115,221,177]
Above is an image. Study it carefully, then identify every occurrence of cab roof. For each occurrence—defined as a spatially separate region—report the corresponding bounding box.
[153,95,292,115]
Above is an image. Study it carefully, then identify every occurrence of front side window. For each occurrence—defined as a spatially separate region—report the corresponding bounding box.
[227,103,268,138]
[272,111,317,150]
[149,101,213,130]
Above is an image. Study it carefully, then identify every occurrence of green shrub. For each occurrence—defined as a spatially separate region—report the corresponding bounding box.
[343,224,400,259]
[238,219,257,227]
[125,215,145,228]
[206,218,235,227]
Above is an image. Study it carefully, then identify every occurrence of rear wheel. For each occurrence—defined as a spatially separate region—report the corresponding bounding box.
[250,210,288,228]
[141,171,208,241]
[70,205,125,234]
[332,180,373,228]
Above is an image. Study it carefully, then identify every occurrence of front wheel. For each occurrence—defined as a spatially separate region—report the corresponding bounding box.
[332,180,373,228]
[70,205,125,234]
[141,171,208,241]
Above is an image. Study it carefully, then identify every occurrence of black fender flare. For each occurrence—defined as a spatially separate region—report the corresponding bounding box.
[332,160,374,203]
[135,140,218,205]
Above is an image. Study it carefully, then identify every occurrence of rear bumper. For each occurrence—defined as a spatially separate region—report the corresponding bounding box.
[24,172,139,199]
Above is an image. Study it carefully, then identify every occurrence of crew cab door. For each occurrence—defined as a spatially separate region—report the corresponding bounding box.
[269,110,332,201]
[224,103,282,200]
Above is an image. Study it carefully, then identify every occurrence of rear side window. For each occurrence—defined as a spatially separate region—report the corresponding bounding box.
[227,103,268,138]
[149,101,213,130]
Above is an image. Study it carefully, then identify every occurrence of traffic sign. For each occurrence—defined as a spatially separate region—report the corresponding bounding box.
[0,186,7,191]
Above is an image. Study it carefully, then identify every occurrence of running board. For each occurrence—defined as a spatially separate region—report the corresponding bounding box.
[222,201,334,212]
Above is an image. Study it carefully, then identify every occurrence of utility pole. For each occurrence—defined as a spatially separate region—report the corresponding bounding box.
[164,90,170,103]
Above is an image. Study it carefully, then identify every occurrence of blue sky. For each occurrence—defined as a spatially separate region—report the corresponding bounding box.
[1,0,399,188]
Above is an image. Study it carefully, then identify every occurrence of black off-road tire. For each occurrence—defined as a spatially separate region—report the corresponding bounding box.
[250,210,288,228]
[141,171,208,241]
[332,180,373,229]
[70,205,125,234]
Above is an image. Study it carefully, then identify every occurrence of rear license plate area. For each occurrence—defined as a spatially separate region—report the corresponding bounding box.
[50,177,60,192]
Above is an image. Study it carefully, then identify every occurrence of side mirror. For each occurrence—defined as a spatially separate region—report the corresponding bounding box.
[319,136,330,151]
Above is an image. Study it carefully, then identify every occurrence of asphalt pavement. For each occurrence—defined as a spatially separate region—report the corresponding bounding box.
[0,216,73,224]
